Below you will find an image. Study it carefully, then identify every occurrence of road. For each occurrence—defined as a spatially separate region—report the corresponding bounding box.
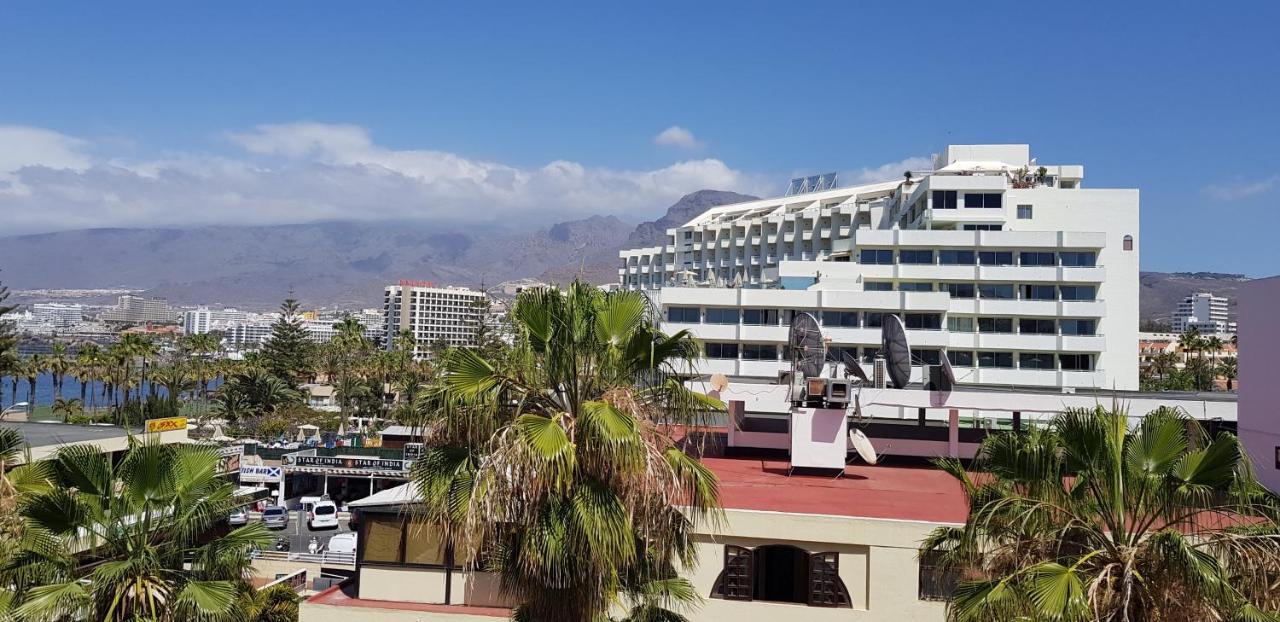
[257,509,355,553]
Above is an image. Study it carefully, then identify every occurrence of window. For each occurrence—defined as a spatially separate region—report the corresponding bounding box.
[1021,284,1057,301]
[938,250,976,265]
[1060,319,1097,336]
[932,190,958,209]
[964,193,1003,208]
[904,313,942,330]
[667,306,699,323]
[978,351,1014,368]
[741,344,777,361]
[1060,251,1097,267]
[705,308,740,324]
[948,350,974,366]
[919,550,960,601]
[1020,353,1055,369]
[1060,354,1094,371]
[978,317,1013,333]
[828,345,858,361]
[1019,318,1057,334]
[821,311,859,327]
[978,283,1015,299]
[899,282,934,292]
[899,250,934,264]
[979,251,1014,266]
[864,281,893,292]
[914,349,942,365]
[361,515,450,567]
[860,249,894,265]
[1060,285,1097,301]
[1123,235,1133,251]
[943,283,975,299]
[743,309,780,325]
[963,224,1003,231]
[1020,252,1056,267]
[947,316,974,332]
[712,545,851,608]
[1017,204,1033,219]
[863,312,884,328]
[704,342,738,359]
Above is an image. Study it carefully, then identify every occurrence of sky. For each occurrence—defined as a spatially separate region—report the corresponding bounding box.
[0,1,1278,274]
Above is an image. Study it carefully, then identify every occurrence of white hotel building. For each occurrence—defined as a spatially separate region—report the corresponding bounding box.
[619,144,1140,391]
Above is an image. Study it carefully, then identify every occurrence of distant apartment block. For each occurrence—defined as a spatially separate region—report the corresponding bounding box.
[1172,292,1235,336]
[383,280,486,356]
[99,295,173,325]
[182,307,250,335]
[619,143,1140,390]
[30,303,84,328]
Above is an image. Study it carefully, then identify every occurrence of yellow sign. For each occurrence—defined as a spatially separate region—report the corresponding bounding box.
[145,417,188,434]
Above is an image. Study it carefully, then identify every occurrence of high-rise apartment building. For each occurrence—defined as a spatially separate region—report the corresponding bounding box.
[99,295,173,325]
[1172,292,1235,336]
[182,307,249,335]
[383,281,486,356]
[30,303,83,328]
[619,144,1140,390]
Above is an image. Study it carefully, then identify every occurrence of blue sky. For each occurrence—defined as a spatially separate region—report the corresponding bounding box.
[1,1,1277,274]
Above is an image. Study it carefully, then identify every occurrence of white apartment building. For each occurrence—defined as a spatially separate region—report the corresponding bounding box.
[382,281,487,356]
[182,307,250,335]
[1172,292,1235,336]
[99,295,172,325]
[620,144,1140,391]
[30,303,83,328]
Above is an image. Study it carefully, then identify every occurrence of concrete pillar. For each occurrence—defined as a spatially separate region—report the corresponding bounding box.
[948,409,960,458]
[323,474,329,496]
[277,475,286,507]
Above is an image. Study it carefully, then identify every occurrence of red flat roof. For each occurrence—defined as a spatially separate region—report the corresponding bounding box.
[702,454,969,524]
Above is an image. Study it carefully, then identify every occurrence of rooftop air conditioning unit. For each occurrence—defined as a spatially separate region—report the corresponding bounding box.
[825,378,851,407]
[873,357,887,389]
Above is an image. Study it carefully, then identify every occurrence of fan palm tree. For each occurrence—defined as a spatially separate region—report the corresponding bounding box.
[235,581,300,622]
[50,397,82,423]
[410,281,722,622]
[152,363,193,402]
[20,355,43,414]
[921,406,1280,622]
[2,439,273,621]
[1219,356,1238,392]
[1177,328,1202,363]
[73,344,104,415]
[44,344,71,403]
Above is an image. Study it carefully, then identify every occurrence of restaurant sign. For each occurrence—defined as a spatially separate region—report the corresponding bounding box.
[283,455,409,471]
[145,417,188,434]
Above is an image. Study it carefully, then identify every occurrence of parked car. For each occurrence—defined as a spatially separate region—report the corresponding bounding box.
[228,508,248,526]
[262,506,290,530]
[328,532,357,555]
[308,500,339,530]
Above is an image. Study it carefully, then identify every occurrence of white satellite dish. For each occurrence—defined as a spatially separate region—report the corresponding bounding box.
[849,428,878,465]
[709,373,730,393]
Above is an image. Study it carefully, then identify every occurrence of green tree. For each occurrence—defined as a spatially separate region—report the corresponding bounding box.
[921,406,1280,622]
[73,344,104,414]
[410,281,722,622]
[0,279,17,410]
[260,298,314,386]
[237,581,301,622]
[51,397,81,423]
[2,440,273,621]
[20,355,42,414]
[44,343,71,403]
[1220,355,1238,391]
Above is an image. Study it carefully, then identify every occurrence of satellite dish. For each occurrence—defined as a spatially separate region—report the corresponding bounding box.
[709,373,730,393]
[840,350,870,383]
[935,350,956,392]
[788,312,825,379]
[849,428,878,465]
[880,314,912,389]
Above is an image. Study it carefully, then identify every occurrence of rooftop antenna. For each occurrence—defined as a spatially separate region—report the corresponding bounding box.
[839,350,870,384]
[881,314,912,389]
[849,427,878,465]
[786,311,825,403]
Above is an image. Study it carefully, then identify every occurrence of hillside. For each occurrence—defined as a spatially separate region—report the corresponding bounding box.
[1138,271,1249,325]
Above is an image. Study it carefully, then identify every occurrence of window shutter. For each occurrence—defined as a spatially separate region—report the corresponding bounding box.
[713,545,754,601]
[807,551,851,607]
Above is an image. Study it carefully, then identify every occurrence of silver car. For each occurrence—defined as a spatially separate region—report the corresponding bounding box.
[262,506,290,530]
[228,508,248,526]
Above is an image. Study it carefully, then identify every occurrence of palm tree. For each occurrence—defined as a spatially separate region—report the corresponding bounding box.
[20,355,43,415]
[921,406,1280,622]
[1177,327,1202,364]
[73,343,104,414]
[236,581,300,622]
[1220,356,1239,391]
[3,439,273,621]
[50,397,82,423]
[410,281,722,622]
[44,343,71,403]
[152,363,193,402]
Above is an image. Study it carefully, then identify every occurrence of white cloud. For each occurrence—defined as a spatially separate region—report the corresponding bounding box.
[0,123,768,236]
[653,126,702,149]
[1203,175,1278,201]
[842,156,935,185]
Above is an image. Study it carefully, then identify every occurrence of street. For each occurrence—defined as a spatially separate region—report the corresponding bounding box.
[258,509,355,553]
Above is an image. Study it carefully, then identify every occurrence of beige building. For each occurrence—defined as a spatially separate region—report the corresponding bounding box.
[300,451,964,621]
[383,280,487,357]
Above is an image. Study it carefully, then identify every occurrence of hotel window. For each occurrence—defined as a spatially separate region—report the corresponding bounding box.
[1060,354,1094,371]
[931,190,958,209]
[948,350,975,366]
[899,250,934,264]
[964,193,1003,208]
[860,249,894,265]
[913,348,942,365]
[904,313,942,330]
[938,250,976,265]
[1021,284,1057,301]
[705,308,740,324]
[947,316,974,332]
[821,311,859,328]
[1020,252,1056,267]
[1019,353,1056,369]
[1019,318,1057,334]
[978,284,1015,300]
[978,351,1015,368]
[1123,235,1133,251]
[704,342,739,359]
[899,282,934,293]
[919,550,960,601]
[1060,285,1097,301]
[1017,204,1033,219]
[943,283,975,299]
[863,312,885,328]
[712,544,851,608]
[978,317,1013,333]
[742,309,780,326]
[829,345,858,361]
[978,251,1014,266]
[667,306,700,323]
[1060,319,1097,336]
[963,224,1003,231]
[864,281,894,292]
[1060,251,1097,267]
[740,344,777,361]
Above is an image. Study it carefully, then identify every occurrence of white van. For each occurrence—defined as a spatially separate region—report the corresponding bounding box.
[299,495,328,514]
[308,500,339,530]
[328,532,357,555]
